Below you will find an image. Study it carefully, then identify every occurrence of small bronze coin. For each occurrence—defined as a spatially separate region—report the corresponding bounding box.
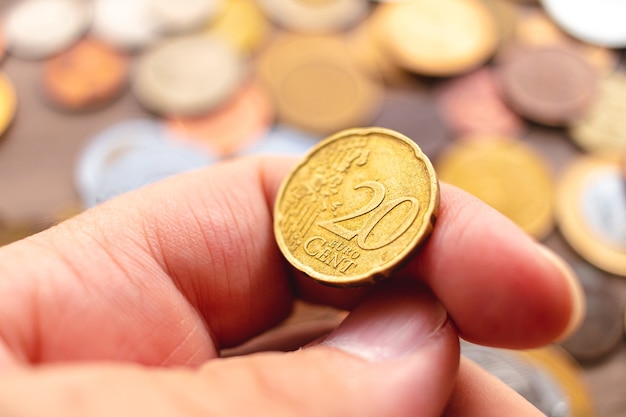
[559,262,623,363]
[498,46,599,126]
[42,38,129,111]
[274,127,439,287]
[435,67,524,138]
[370,88,451,159]
[257,34,382,134]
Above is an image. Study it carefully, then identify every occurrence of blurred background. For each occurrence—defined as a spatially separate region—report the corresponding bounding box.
[0,0,624,415]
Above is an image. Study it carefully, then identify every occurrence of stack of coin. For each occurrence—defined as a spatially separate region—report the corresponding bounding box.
[0,1,625,414]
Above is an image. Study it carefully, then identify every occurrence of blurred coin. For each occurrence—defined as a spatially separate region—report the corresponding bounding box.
[256,0,368,34]
[91,0,160,50]
[347,19,416,87]
[498,46,598,126]
[42,38,129,111]
[206,0,271,54]
[76,119,213,208]
[503,9,619,77]
[94,141,212,205]
[257,35,382,134]
[151,0,224,34]
[167,79,273,156]
[541,0,626,48]
[478,0,517,47]
[437,139,554,239]
[555,155,626,276]
[435,67,524,138]
[0,71,16,138]
[560,262,623,363]
[238,124,320,156]
[370,88,451,159]
[5,0,91,60]
[519,347,595,417]
[570,73,626,155]
[461,342,570,417]
[274,127,439,287]
[371,0,498,76]
[132,35,245,116]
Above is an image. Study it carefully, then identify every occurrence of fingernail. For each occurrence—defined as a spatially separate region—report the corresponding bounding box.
[536,244,586,341]
[321,284,448,361]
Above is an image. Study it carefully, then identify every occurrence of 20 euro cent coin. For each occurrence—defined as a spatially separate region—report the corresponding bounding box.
[274,127,439,287]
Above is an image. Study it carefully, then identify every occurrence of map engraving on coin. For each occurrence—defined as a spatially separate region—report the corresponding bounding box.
[274,127,439,287]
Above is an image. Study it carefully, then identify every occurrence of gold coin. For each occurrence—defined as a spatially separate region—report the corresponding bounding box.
[206,0,271,54]
[436,139,554,239]
[521,346,595,417]
[274,127,439,287]
[570,73,626,155]
[0,72,16,138]
[257,34,382,134]
[371,0,499,76]
[555,155,626,277]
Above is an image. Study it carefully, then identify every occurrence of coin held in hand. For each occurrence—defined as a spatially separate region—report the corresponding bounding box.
[274,127,439,287]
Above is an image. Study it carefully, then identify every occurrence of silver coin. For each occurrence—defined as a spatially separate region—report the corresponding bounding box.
[541,0,626,47]
[5,0,92,60]
[238,125,320,156]
[559,262,624,362]
[461,342,570,417]
[94,142,212,205]
[132,35,245,116]
[76,119,213,208]
[91,0,160,50]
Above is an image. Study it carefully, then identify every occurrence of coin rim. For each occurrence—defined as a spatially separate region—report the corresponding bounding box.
[273,127,440,287]
[555,155,626,276]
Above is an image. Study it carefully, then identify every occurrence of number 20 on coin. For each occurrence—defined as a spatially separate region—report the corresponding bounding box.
[274,127,439,287]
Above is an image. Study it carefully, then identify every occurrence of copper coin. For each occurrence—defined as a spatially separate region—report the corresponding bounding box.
[257,34,382,134]
[370,88,451,159]
[498,46,599,126]
[559,262,623,363]
[167,80,274,156]
[436,67,524,138]
[42,38,129,111]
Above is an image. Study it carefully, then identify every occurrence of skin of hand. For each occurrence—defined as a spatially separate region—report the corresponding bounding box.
[0,156,584,417]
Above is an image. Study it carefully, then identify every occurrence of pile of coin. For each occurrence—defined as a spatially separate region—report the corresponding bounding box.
[0,0,625,415]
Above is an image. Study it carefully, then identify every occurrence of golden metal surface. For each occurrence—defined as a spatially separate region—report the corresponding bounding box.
[372,0,498,76]
[555,155,626,277]
[274,127,439,287]
[436,139,554,239]
[206,0,272,54]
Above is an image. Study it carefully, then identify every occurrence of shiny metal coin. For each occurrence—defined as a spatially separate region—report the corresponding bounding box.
[541,0,626,47]
[462,342,569,417]
[151,0,224,34]
[91,0,160,50]
[133,35,245,116]
[5,0,92,59]
[75,119,213,208]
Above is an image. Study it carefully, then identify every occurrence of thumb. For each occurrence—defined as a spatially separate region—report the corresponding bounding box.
[0,283,459,417]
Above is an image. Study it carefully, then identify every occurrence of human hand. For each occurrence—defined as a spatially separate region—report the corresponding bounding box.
[0,156,583,416]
